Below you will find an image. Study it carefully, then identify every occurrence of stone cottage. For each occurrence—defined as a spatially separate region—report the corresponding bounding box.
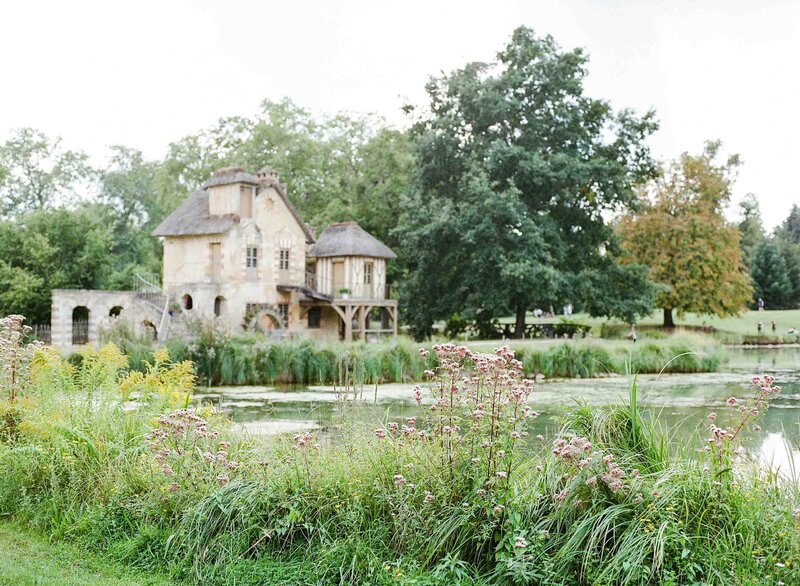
[50,167,398,351]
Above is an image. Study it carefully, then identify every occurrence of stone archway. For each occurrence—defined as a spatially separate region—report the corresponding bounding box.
[243,303,285,335]
[72,306,90,345]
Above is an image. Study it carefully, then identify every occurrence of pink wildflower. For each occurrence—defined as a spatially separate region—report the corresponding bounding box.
[514,536,528,549]
[726,397,738,407]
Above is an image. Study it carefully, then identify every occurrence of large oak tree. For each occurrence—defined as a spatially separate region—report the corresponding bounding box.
[397,27,659,339]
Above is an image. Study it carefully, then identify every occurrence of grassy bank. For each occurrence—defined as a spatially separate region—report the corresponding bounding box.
[0,521,174,586]
[99,323,724,385]
[506,309,800,344]
[2,317,798,585]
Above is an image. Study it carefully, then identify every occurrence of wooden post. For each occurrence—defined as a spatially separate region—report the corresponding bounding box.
[358,306,367,342]
[344,304,354,342]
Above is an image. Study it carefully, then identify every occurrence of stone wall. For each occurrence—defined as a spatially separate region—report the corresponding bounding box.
[50,289,159,352]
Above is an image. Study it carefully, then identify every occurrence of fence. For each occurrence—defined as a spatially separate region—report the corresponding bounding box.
[28,324,52,344]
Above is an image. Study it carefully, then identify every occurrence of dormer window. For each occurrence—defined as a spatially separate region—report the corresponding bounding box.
[279,248,290,271]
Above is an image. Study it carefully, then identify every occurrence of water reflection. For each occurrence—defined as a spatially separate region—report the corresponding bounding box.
[192,346,800,471]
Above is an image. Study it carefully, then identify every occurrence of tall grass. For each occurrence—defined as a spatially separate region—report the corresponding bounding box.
[1,318,798,585]
[98,323,724,385]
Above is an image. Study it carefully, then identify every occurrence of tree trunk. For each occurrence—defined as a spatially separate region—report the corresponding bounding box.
[663,307,675,329]
[514,304,526,339]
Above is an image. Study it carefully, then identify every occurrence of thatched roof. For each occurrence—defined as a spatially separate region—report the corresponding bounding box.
[309,222,396,259]
[203,167,261,189]
[152,191,238,237]
[152,167,316,242]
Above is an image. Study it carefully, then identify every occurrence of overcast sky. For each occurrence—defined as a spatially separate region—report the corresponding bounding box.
[2,0,798,228]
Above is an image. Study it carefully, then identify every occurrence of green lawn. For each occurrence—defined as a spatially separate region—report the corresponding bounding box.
[0,522,174,586]
[497,309,800,337]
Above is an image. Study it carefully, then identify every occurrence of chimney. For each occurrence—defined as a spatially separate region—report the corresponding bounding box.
[256,167,279,185]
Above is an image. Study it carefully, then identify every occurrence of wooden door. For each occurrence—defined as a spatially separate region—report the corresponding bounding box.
[210,243,222,281]
[332,261,344,293]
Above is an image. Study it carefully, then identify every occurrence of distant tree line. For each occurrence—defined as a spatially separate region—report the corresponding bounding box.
[0,26,794,334]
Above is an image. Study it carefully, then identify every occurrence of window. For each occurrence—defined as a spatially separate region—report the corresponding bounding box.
[181,294,193,310]
[307,306,321,329]
[279,248,290,270]
[214,296,226,317]
[71,306,89,345]
[278,303,289,326]
[240,186,253,218]
[246,246,258,268]
[109,306,123,317]
[364,262,373,285]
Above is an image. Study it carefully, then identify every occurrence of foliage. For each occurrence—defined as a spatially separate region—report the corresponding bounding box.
[577,263,661,324]
[516,337,723,378]
[100,320,723,384]
[159,99,413,247]
[737,192,765,265]
[0,207,113,323]
[0,327,797,585]
[750,238,793,309]
[775,203,800,246]
[616,141,753,327]
[0,128,94,218]
[397,26,658,339]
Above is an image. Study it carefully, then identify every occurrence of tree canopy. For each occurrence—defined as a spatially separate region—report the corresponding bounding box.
[737,193,765,265]
[0,207,112,323]
[749,238,792,309]
[0,128,93,218]
[397,27,658,339]
[616,141,753,327]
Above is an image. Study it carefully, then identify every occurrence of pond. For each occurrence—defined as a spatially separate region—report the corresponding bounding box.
[193,346,800,477]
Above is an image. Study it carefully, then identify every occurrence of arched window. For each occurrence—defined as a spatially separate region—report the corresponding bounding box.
[109,306,123,317]
[181,294,193,310]
[72,306,90,345]
[214,296,226,317]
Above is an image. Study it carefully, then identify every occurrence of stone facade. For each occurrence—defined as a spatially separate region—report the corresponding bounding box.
[50,167,398,352]
[50,289,160,351]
